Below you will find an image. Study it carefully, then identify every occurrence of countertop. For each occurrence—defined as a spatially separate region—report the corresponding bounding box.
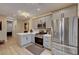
[17,32,38,35]
[43,34,51,37]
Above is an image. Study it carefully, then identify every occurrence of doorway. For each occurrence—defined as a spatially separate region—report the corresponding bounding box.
[7,21,13,37]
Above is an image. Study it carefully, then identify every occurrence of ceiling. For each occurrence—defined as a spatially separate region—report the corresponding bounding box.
[0,3,74,17]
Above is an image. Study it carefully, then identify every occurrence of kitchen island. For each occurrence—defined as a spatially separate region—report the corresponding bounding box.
[17,32,37,47]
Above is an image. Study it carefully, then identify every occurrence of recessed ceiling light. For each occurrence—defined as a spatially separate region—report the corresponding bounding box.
[18,10,22,13]
[21,12,30,17]
[37,8,40,11]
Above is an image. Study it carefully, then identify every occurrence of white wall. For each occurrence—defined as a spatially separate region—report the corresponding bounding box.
[12,20,17,38]
[16,20,24,33]
[12,20,24,38]
[0,16,7,41]
[15,20,29,33]
[28,19,32,31]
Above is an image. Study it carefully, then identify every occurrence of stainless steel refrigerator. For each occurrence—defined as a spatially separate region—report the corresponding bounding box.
[51,16,78,55]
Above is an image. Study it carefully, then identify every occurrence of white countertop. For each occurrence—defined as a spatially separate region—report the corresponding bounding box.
[17,33,27,35]
[17,32,37,35]
[43,34,51,37]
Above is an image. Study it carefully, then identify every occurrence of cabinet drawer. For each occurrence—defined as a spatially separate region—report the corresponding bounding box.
[44,42,51,49]
[44,38,48,42]
[52,42,63,51]
[43,37,51,42]
[44,43,49,48]
[52,42,77,55]
[52,48,69,55]
[44,39,50,45]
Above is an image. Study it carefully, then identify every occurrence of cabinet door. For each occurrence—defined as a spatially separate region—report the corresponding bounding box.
[21,35,28,46]
[31,34,35,43]
[44,43,49,48]
[27,35,31,44]
[46,16,52,28]
[43,36,50,49]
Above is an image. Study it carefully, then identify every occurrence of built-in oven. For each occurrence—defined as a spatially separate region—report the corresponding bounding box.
[35,37,43,45]
[35,34,44,47]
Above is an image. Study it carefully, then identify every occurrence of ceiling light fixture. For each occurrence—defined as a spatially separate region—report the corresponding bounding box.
[17,10,30,20]
[37,8,40,11]
[21,12,30,17]
[18,10,22,14]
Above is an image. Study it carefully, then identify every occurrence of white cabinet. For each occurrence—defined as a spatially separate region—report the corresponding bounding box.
[21,35,29,46]
[17,33,35,47]
[43,34,51,49]
[52,48,69,55]
[52,42,77,55]
[32,15,52,30]
[45,16,52,28]
[31,34,35,43]
[17,34,31,46]
[27,34,32,44]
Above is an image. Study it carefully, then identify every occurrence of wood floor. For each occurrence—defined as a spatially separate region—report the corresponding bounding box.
[0,37,51,55]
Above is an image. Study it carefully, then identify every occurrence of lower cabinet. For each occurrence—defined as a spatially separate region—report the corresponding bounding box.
[20,35,31,46]
[43,34,51,49]
[52,42,77,55]
[52,48,69,55]
[31,34,35,43]
[17,34,35,47]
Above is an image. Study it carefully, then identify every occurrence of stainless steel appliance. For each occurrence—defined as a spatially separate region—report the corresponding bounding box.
[51,16,78,55]
[35,31,46,47]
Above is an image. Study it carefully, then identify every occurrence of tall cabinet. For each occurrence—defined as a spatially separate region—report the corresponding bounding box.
[51,5,78,55]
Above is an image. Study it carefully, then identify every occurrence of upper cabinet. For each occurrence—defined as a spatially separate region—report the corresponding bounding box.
[52,5,77,19]
[32,15,52,30]
[32,18,40,29]
[45,15,52,28]
[61,5,77,17]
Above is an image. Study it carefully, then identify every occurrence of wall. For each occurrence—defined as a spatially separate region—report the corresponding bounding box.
[0,16,7,42]
[15,20,29,33]
[12,20,17,38]
[16,20,24,33]
[28,19,32,31]
[12,19,33,39]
